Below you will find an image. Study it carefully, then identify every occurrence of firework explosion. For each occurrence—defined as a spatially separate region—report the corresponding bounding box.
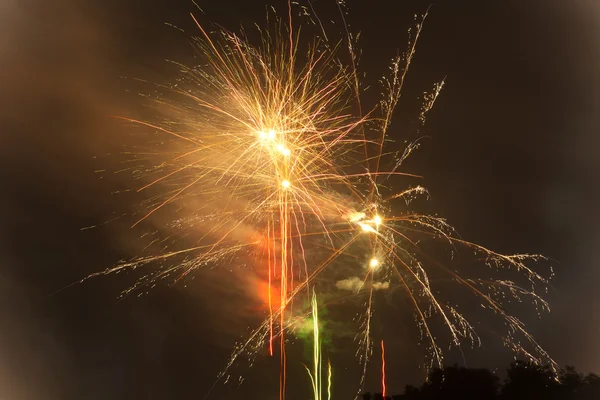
[89,2,556,398]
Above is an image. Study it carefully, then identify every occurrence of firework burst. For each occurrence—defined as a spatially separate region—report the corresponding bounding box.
[89,2,556,398]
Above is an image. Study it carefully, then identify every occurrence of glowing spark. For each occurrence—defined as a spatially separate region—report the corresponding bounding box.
[281,180,291,189]
[347,212,366,223]
[373,215,382,227]
[277,144,291,156]
[369,258,380,269]
[360,223,375,233]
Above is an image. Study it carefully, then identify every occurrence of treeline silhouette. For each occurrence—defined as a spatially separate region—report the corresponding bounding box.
[362,361,600,400]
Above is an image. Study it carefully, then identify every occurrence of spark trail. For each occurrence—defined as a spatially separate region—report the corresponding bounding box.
[381,340,387,399]
[304,290,330,400]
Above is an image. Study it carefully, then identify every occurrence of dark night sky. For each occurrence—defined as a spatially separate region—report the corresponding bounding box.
[1,0,599,399]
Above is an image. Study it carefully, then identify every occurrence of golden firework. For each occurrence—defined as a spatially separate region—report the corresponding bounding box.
[89,3,556,398]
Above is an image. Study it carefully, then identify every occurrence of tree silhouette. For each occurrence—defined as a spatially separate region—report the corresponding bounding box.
[500,361,559,399]
[362,361,600,399]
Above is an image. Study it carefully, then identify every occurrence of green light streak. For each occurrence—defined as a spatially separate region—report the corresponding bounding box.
[304,290,332,400]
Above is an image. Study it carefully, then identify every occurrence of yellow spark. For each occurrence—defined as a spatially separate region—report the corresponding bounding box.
[359,223,375,233]
[281,180,291,189]
[348,212,365,223]
[373,215,382,226]
[277,144,291,156]
[369,258,379,269]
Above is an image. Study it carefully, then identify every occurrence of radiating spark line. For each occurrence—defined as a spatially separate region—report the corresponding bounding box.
[381,340,387,399]
[327,360,332,400]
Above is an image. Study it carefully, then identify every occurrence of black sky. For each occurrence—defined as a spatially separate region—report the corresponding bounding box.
[1,0,599,399]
